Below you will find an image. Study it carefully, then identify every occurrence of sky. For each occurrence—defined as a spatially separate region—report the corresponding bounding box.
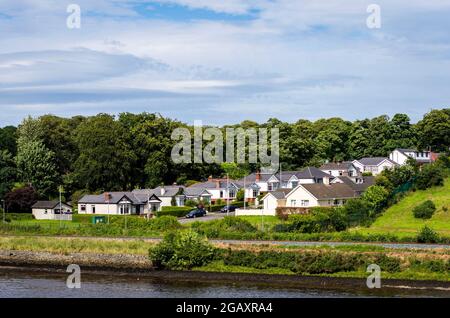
[1,0,450,126]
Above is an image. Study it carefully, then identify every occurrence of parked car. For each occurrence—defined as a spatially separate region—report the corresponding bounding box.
[220,205,237,213]
[185,208,207,218]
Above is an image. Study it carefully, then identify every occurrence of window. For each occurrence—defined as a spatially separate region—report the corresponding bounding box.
[219,191,224,198]
[229,189,236,198]
[91,205,96,214]
[268,183,273,191]
[44,209,48,214]
[80,205,86,212]
[300,200,309,207]
[291,181,298,188]
[252,189,258,198]
[317,178,323,184]
[290,200,297,206]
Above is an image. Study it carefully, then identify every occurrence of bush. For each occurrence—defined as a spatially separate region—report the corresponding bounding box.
[149,230,216,270]
[191,216,257,238]
[417,226,440,243]
[287,207,348,233]
[342,198,371,226]
[413,200,436,219]
[414,163,445,190]
[221,249,368,274]
[148,216,181,231]
[4,213,34,221]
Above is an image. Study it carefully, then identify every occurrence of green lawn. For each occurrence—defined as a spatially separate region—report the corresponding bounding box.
[236,216,281,230]
[353,178,450,237]
[10,219,81,228]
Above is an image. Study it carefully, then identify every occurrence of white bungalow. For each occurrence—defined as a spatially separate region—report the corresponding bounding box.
[32,201,72,220]
[78,192,161,216]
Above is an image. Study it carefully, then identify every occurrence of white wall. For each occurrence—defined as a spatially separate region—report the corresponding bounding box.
[32,203,72,220]
[78,203,119,215]
[285,186,319,207]
[263,194,279,214]
[235,209,276,216]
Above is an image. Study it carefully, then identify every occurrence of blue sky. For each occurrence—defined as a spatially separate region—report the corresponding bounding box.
[1,0,450,126]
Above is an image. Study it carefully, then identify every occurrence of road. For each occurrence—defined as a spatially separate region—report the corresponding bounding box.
[2,234,449,250]
[178,212,233,224]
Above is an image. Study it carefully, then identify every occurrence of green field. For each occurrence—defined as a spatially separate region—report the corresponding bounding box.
[353,178,450,237]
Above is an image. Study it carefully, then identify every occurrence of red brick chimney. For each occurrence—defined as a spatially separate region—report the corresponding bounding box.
[104,192,110,203]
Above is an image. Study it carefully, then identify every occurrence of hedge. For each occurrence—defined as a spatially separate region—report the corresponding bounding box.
[156,206,193,217]
[4,213,35,221]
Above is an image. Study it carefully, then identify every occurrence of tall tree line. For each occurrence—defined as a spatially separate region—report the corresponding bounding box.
[0,109,449,202]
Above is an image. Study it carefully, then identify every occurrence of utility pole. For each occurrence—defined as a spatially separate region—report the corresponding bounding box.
[226,174,230,217]
[59,186,63,228]
[243,175,246,210]
[1,199,5,224]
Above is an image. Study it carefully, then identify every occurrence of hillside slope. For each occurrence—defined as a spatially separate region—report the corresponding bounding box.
[356,178,450,237]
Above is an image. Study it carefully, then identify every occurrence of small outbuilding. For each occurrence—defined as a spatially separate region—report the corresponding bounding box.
[32,201,73,220]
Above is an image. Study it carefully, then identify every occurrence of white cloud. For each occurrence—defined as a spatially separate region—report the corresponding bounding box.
[1,0,450,125]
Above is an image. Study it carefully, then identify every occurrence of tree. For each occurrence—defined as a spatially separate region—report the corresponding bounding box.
[0,126,18,156]
[361,185,390,215]
[0,150,17,200]
[15,140,60,197]
[221,162,249,180]
[416,108,450,152]
[4,186,38,213]
[74,114,136,191]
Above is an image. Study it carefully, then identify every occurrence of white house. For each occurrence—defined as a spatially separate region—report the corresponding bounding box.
[32,201,72,220]
[132,186,212,207]
[389,148,434,166]
[352,157,396,176]
[241,167,333,193]
[261,183,360,214]
[78,192,161,216]
[188,177,261,204]
[320,161,360,178]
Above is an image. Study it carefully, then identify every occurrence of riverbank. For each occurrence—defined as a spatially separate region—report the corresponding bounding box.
[0,236,449,291]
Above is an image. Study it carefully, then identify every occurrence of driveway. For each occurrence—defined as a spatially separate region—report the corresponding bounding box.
[178,212,234,224]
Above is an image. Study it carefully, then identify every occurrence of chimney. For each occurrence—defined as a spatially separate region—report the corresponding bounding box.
[255,171,261,182]
[160,187,165,195]
[215,180,220,188]
[208,175,213,182]
[104,192,110,203]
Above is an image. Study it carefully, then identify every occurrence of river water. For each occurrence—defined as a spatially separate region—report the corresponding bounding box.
[0,268,448,298]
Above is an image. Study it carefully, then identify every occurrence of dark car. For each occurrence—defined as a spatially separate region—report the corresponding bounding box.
[220,205,237,213]
[185,208,207,218]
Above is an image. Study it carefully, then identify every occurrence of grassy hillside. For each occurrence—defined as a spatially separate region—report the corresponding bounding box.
[354,178,450,237]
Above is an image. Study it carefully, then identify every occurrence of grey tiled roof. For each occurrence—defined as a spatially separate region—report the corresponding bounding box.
[301,183,358,200]
[270,189,292,199]
[32,201,72,209]
[320,161,355,170]
[356,157,395,166]
[79,192,144,204]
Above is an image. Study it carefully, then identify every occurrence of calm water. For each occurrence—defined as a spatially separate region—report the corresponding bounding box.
[0,268,447,298]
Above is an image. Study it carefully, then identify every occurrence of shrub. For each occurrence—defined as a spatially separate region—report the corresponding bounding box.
[287,207,348,233]
[361,185,390,215]
[4,213,34,221]
[149,230,216,270]
[149,216,181,231]
[185,199,198,207]
[373,254,401,272]
[342,198,371,226]
[414,163,445,190]
[417,226,440,243]
[413,200,436,219]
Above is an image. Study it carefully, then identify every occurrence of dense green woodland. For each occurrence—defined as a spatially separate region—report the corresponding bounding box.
[0,109,449,207]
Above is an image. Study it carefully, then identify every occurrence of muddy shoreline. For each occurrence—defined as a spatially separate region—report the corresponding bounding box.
[1,250,449,297]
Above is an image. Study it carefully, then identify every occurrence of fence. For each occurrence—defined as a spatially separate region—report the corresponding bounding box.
[235,209,276,216]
